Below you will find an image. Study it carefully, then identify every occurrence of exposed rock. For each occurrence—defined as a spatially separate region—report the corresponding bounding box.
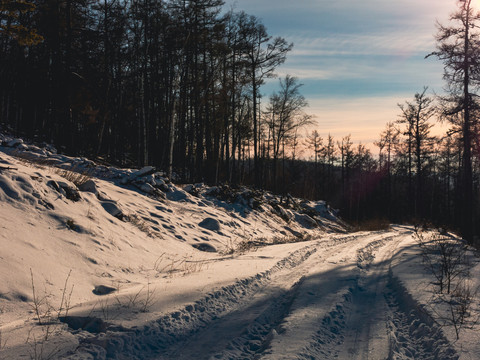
[6,138,23,147]
[153,177,166,187]
[130,166,155,179]
[273,204,293,222]
[157,182,170,193]
[192,243,217,252]
[198,217,221,232]
[26,145,47,156]
[92,285,117,296]
[284,226,302,238]
[78,179,98,194]
[100,200,123,220]
[138,183,155,194]
[295,213,318,229]
[47,179,61,193]
[143,174,155,186]
[57,181,81,202]
[166,189,188,201]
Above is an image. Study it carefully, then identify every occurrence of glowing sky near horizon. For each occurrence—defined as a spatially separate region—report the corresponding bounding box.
[225,0,459,153]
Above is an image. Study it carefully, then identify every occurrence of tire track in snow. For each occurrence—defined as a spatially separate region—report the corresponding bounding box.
[64,243,318,359]
[210,233,402,359]
[385,274,458,360]
[222,232,398,360]
[290,232,399,359]
[163,234,367,359]
[290,231,457,360]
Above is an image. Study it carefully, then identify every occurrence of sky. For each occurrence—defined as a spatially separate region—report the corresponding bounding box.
[224,0,461,153]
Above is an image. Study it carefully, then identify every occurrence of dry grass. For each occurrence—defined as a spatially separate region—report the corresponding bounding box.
[55,168,91,187]
[0,327,7,352]
[126,214,163,238]
[153,253,209,277]
[10,150,53,169]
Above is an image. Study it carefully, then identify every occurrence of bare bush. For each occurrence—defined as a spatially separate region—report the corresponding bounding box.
[181,258,208,275]
[98,297,116,321]
[30,269,74,326]
[415,229,469,294]
[416,229,478,339]
[153,253,167,272]
[27,269,74,360]
[26,324,61,360]
[153,253,209,278]
[140,280,156,313]
[448,280,478,339]
[97,281,157,318]
[429,280,479,340]
[235,239,258,254]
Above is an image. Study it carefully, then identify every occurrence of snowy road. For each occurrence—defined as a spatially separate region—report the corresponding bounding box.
[69,229,458,359]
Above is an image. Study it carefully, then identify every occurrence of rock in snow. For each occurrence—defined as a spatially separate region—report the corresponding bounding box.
[198,217,221,231]
[130,166,155,179]
[100,200,124,219]
[78,179,98,194]
[6,138,23,148]
[192,242,217,252]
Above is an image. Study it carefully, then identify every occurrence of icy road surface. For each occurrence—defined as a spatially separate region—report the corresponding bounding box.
[68,229,458,359]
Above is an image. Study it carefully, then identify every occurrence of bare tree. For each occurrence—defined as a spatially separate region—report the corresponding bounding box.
[265,75,313,192]
[397,88,436,219]
[240,15,292,187]
[305,129,323,196]
[428,0,480,244]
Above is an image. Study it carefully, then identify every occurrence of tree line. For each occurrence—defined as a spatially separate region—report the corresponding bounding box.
[289,0,480,246]
[1,0,480,245]
[0,0,304,186]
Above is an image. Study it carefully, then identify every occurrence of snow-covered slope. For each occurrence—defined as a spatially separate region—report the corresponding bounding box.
[1,134,480,360]
[0,134,343,358]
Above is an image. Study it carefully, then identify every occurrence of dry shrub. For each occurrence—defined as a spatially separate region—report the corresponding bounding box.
[27,270,74,359]
[56,168,91,187]
[351,218,390,232]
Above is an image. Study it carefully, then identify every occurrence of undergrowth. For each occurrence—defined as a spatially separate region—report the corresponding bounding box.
[350,218,391,232]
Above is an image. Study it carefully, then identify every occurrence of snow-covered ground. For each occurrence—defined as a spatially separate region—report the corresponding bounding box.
[0,135,479,359]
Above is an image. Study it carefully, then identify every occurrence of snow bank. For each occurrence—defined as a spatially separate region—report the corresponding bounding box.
[0,133,343,358]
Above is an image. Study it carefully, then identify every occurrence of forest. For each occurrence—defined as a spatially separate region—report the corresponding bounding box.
[1,0,480,245]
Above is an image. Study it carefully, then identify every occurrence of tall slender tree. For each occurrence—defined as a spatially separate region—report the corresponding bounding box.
[428,0,480,243]
[240,14,292,186]
[397,88,436,219]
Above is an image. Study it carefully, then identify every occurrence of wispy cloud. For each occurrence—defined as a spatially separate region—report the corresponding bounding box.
[289,32,434,58]
[227,0,457,144]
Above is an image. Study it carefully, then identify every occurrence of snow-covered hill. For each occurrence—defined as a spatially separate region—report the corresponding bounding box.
[0,134,479,360]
